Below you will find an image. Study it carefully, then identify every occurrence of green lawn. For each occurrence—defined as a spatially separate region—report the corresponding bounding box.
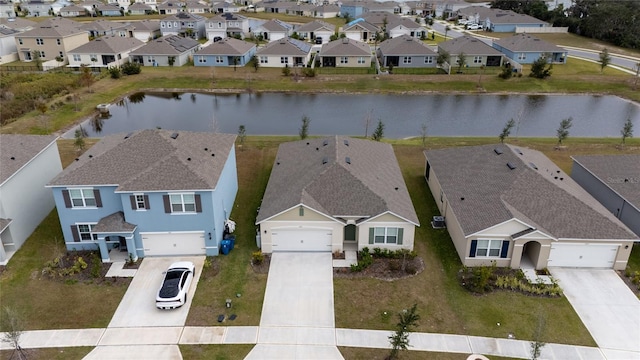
[0,347,93,360]
[179,344,255,359]
[339,348,520,360]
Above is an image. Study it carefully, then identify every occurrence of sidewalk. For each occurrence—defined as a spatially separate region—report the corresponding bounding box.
[4,326,634,360]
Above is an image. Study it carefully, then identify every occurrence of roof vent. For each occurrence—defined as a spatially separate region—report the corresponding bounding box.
[204,147,208,151]
[10,156,15,160]
[395,187,399,191]
[529,162,538,170]
[211,153,215,157]
[306,142,310,145]
[344,139,349,146]
[494,148,503,155]
[515,148,523,155]
[75,158,79,161]
[322,156,328,164]
[276,161,280,165]
[88,155,93,158]
[345,157,351,164]
[124,132,133,139]
[323,139,328,146]
[187,157,191,161]
[170,132,179,139]
[506,162,516,170]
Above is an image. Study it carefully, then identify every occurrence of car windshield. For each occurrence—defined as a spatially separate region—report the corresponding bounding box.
[159,269,187,298]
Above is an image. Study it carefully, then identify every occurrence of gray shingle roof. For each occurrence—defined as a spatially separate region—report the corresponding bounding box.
[20,17,82,37]
[572,155,640,211]
[128,3,152,10]
[0,17,37,31]
[132,20,160,32]
[196,37,255,55]
[130,35,199,55]
[93,211,137,232]
[494,33,565,53]
[256,37,311,56]
[438,35,503,56]
[424,144,637,240]
[378,35,436,56]
[256,136,419,225]
[320,37,371,56]
[80,20,134,32]
[343,20,379,33]
[0,27,18,36]
[60,5,87,12]
[48,129,236,192]
[162,12,205,22]
[258,19,292,32]
[296,20,335,33]
[69,36,144,54]
[0,134,58,185]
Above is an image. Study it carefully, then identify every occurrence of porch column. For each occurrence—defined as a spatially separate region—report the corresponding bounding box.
[125,236,138,262]
[97,237,110,263]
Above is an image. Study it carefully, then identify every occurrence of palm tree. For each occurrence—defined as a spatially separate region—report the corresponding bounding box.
[444,25,450,41]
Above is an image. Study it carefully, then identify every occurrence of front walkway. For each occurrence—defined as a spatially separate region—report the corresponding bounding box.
[550,268,640,359]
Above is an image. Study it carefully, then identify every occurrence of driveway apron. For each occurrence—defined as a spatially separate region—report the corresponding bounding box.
[550,268,640,355]
[107,256,204,328]
[246,252,341,359]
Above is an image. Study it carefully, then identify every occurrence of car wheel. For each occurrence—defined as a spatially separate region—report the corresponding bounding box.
[184,294,187,303]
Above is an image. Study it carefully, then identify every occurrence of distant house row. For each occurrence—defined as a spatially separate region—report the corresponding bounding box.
[0,14,566,68]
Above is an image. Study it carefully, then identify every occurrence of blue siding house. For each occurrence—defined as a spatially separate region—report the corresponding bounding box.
[47,129,238,262]
[194,37,256,67]
[492,34,567,64]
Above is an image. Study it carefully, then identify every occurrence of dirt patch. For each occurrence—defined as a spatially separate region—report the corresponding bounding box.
[334,256,425,281]
[41,250,130,286]
[250,253,271,274]
[617,270,640,297]
[201,256,222,278]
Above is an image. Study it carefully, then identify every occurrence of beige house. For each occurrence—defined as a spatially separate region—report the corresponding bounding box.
[318,37,372,68]
[15,17,87,62]
[424,144,637,270]
[256,136,419,254]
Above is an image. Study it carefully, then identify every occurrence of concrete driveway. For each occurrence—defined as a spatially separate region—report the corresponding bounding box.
[108,256,204,328]
[550,268,640,357]
[259,252,335,328]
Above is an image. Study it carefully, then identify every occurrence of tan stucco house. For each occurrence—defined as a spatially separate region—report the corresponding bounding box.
[15,17,87,62]
[424,144,637,270]
[256,136,419,253]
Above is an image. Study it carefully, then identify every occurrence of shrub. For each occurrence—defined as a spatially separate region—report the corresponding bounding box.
[388,259,401,271]
[90,252,101,278]
[121,61,141,75]
[108,66,121,79]
[351,249,373,272]
[302,67,316,77]
[252,251,264,265]
[282,66,291,77]
[203,256,213,269]
[498,65,513,79]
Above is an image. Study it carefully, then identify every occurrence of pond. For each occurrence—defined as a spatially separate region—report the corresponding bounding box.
[67,92,640,139]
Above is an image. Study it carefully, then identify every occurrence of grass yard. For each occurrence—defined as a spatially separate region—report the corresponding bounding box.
[628,244,640,274]
[0,347,93,360]
[339,348,519,360]
[179,344,255,359]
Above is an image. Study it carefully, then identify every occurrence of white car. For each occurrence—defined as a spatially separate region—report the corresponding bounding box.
[156,261,195,310]
[466,23,482,30]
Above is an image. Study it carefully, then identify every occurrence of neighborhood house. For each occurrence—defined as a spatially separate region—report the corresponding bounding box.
[47,129,238,262]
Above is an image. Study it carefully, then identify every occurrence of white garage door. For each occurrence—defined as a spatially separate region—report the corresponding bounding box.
[548,243,618,268]
[141,232,205,257]
[272,229,332,252]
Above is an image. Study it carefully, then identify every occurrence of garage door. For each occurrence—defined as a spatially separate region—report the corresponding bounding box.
[141,232,205,256]
[547,243,618,268]
[272,229,332,252]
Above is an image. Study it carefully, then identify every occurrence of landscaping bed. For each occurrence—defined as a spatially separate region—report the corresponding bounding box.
[40,250,130,286]
[334,249,425,281]
[458,265,562,297]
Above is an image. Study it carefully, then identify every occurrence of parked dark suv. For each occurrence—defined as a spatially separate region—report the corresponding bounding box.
[315,37,323,44]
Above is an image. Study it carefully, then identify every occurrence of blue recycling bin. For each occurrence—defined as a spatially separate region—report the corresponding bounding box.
[224,234,236,250]
[220,239,231,255]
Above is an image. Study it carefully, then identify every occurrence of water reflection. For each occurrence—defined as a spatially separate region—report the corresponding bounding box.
[128,92,146,104]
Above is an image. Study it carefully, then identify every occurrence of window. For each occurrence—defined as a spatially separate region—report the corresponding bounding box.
[518,53,526,60]
[373,227,401,244]
[198,56,206,63]
[169,193,196,213]
[260,56,267,64]
[218,22,222,28]
[357,57,365,64]
[77,224,97,241]
[161,22,166,28]
[134,194,147,210]
[56,38,61,45]
[215,56,223,63]
[340,56,348,64]
[39,51,45,58]
[473,56,482,64]
[36,38,43,45]
[424,56,433,64]
[69,188,97,207]
[173,21,178,28]
[403,56,412,64]
[280,56,288,64]
[18,38,22,45]
[476,239,502,257]
[147,55,155,62]
[167,22,172,28]
[59,51,64,58]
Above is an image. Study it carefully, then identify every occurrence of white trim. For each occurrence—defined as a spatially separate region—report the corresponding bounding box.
[256,203,342,225]
[360,210,419,226]
[467,217,534,238]
[114,188,214,193]
[140,230,204,235]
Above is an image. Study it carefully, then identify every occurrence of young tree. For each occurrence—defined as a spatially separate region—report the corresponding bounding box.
[599,48,610,73]
[299,115,310,139]
[436,50,450,68]
[1,306,26,360]
[444,25,450,40]
[388,304,420,360]
[456,52,467,73]
[78,65,95,93]
[250,55,260,72]
[530,314,547,360]
[74,125,87,152]
[621,117,634,145]
[238,124,247,149]
[556,116,573,145]
[499,118,516,143]
[36,98,50,134]
[31,50,42,71]
[530,54,552,79]
[372,120,385,141]
[420,122,428,147]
